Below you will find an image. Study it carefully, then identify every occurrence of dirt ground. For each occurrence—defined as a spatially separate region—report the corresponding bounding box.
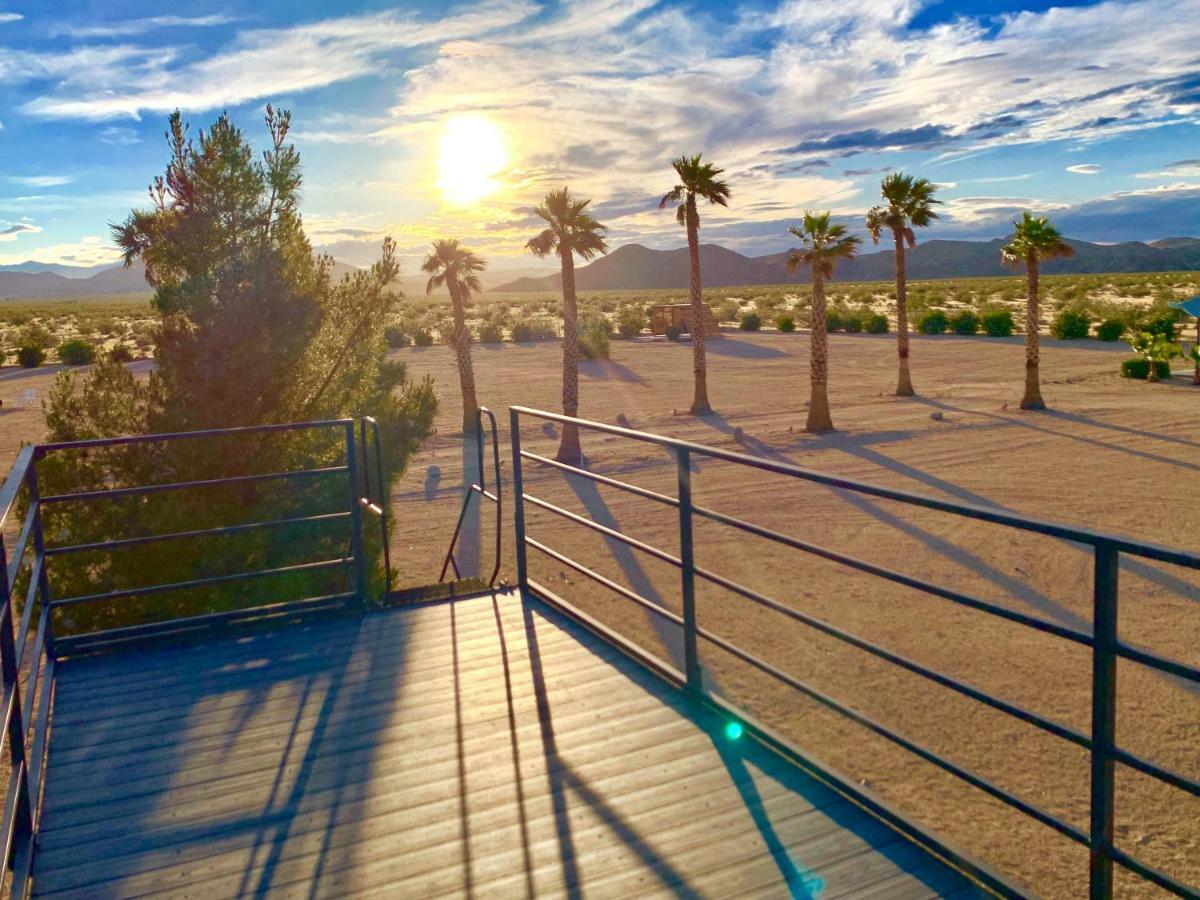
[2,331,1196,898]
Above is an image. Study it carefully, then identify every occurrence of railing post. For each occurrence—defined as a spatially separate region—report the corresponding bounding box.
[27,457,53,655]
[509,409,528,592]
[1089,542,1118,900]
[345,423,368,604]
[675,447,701,695]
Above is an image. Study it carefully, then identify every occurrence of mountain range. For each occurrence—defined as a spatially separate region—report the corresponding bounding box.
[491,236,1200,292]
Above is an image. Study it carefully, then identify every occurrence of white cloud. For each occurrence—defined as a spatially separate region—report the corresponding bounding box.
[1135,158,1200,179]
[1066,164,1102,174]
[0,234,121,266]
[0,13,22,24]
[8,175,74,188]
[0,222,43,241]
[98,126,141,146]
[54,15,237,38]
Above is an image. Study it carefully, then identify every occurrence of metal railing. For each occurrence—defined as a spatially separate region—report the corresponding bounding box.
[359,416,392,596]
[508,406,1200,900]
[441,407,503,588]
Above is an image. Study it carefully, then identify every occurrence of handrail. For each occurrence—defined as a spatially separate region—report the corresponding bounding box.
[508,406,1200,900]
[440,407,503,588]
[359,416,392,596]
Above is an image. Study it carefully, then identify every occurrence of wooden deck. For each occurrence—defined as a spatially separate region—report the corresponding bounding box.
[32,591,986,898]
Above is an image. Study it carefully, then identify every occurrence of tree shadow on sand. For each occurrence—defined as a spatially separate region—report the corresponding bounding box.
[580,358,647,385]
[703,338,790,360]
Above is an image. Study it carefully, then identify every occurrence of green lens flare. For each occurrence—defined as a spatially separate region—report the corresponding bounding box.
[724,721,744,740]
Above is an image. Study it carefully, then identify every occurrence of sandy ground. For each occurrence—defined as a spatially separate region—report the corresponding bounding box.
[2,332,1196,898]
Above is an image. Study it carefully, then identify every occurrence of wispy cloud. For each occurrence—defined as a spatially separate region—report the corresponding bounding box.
[8,175,74,188]
[98,126,141,146]
[0,222,42,241]
[1066,164,1102,174]
[0,12,22,24]
[53,14,238,38]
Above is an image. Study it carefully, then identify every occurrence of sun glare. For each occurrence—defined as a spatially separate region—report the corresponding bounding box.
[437,114,508,205]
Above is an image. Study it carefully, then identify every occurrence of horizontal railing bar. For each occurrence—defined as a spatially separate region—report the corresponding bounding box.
[526,536,686,628]
[0,760,26,878]
[37,418,353,453]
[1113,746,1200,800]
[524,493,682,568]
[694,622,1091,847]
[360,499,384,516]
[50,557,351,607]
[45,511,351,556]
[512,407,1200,568]
[521,450,679,508]
[693,563,1092,749]
[692,500,1095,648]
[5,504,36,587]
[1108,844,1198,898]
[469,484,499,503]
[40,465,349,505]
[1114,641,1200,684]
[0,445,34,531]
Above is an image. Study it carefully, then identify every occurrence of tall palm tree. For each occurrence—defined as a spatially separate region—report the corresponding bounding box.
[526,187,608,463]
[422,239,486,433]
[786,212,861,433]
[1001,212,1074,410]
[660,154,731,415]
[865,173,941,397]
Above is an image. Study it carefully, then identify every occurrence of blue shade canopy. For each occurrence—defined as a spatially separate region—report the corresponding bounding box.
[1169,296,1200,317]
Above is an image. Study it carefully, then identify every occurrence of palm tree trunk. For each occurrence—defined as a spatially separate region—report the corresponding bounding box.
[806,272,834,432]
[1194,319,1199,385]
[557,249,582,464]
[1021,253,1046,410]
[446,273,479,434]
[686,195,712,415]
[893,229,914,396]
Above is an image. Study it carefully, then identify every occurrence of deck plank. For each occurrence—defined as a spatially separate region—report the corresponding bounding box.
[32,590,984,898]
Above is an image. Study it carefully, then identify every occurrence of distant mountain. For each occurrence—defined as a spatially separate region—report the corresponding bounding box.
[0,260,117,278]
[492,236,1200,292]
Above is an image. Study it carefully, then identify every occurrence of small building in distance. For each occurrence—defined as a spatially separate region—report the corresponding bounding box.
[649,303,721,338]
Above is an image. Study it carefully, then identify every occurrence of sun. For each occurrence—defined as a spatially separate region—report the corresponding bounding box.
[437,114,508,205]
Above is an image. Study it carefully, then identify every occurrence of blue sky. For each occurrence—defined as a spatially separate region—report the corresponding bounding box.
[2,0,1200,272]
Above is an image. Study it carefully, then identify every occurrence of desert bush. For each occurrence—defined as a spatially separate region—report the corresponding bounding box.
[739,312,761,331]
[775,316,795,333]
[949,311,979,335]
[384,325,410,348]
[108,345,134,363]
[864,313,889,334]
[58,339,97,365]
[665,324,684,341]
[1095,318,1125,342]
[18,323,52,351]
[477,322,504,344]
[917,310,948,334]
[824,312,842,332]
[1121,358,1171,380]
[1141,311,1180,341]
[16,346,46,368]
[842,315,862,333]
[510,318,557,342]
[716,299,741,322]
[578,317,611,360]
[982,309,1014,337]
[1051,308,1091,340]
[617,305,648,338]
[412,330,434,347]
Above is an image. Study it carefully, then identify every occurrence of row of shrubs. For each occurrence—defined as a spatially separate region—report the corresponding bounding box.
[1,339,139,369]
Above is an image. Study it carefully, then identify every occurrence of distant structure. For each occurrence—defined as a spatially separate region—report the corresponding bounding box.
[649,303,721,337]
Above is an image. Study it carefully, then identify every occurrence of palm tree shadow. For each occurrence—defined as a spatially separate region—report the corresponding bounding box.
[580,358,647,384]
[704,337,790,360]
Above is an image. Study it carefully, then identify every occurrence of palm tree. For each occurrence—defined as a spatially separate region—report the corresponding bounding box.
[866,173,941,397]
[786,212,861,433]
[1001,212,1074,410]
[660,154,731,415]
[526,187,608,463]
[422,239,486,433]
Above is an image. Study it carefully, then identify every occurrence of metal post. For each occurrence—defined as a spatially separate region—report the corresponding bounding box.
[27,459,53,656]
[345,423,368,605]
[509,408,528,592]
[1089,542,1118,900]
[475,408,486,496]
[676,447,701,695]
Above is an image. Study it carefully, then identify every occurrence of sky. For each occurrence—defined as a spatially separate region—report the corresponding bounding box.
[2,0,1200,274]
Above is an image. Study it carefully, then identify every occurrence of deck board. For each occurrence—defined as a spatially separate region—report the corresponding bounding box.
[32,590,986,898]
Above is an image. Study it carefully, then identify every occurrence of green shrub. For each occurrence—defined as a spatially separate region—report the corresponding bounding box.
[58,339,97,365]
[917,310,948,334]
[739,312,761,331]
[665,324,684,341]
[716,299,741,322]
[824,312,842,332]
[108,345,134,363]
[949,311,979,335]
[775,316,795,333]
[1095,318,1125,342]
[16,346,45,368]
[412,330,434,347]
[510,319,557,342]
[1142,312,1179,341]
[477,322,504,344]
[982,309,1015,337]
[18,324,52,351]
[842,315,862,334]
[865,313,889,334]
[617,306,648,338]
[1121,358,1171,379]
[1051,308,1091,340]
[578,318,611,360]
[384,325,410,348]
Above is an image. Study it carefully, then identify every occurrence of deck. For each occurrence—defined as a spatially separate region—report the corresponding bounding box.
[32,590,984,898]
